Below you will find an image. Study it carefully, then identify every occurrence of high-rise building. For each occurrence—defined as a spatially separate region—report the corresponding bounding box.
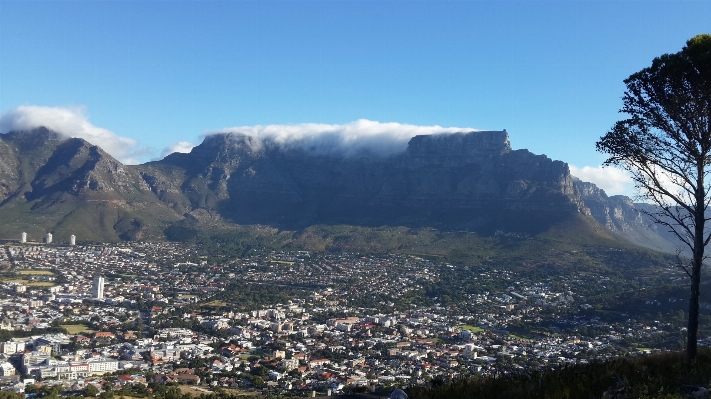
[45,233,52,244]
[70,235,76,246]
[20,232,27,244]
[92,276,104,299]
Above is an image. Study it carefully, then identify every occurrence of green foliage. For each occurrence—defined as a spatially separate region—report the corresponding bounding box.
[164,224,199,242]
[408,349,711,399]
[25,385,61,399]
[0,391,23,399]
[0,326,68,341]
[84,384,99,397]
[200,282,303,312]
[191,216,672,276]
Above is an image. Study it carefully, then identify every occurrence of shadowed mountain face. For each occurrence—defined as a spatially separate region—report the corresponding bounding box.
[146,130,580,233]
[0,127,687,252]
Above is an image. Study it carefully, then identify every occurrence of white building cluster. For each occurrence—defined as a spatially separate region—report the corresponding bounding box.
[22,351,119,379]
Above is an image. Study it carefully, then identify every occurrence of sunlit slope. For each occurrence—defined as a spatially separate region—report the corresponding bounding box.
[174,212,670,273]
[0,128,181,242]
[0,127,686,260]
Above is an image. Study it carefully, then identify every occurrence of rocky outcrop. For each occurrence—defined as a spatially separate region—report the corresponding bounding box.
[572,178,679,253]
[0,128,182,242]
[139,130,585,233]
[0,126,689,252]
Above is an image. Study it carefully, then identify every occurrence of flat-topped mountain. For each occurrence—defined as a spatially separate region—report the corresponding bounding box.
[0,127,681,253]
[139,130,582,232]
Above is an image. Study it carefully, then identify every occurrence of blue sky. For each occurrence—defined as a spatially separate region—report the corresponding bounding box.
[1,1,710,195]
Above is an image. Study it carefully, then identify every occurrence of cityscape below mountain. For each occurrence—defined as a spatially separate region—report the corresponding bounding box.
[0,126,704,398]
[0,127,682,254]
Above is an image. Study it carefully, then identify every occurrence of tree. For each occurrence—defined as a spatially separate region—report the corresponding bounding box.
[596,34,711,361]
[84,384,99,397]
[0,392,23,399]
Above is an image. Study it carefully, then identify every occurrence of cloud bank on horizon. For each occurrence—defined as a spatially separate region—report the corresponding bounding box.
[0,105,143,164]
[207,119,480,158]
[569,165,633,196]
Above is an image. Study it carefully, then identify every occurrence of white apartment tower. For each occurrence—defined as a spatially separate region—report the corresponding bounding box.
[20,232,27,243]
[70,235,76,246]
[92,276,104,299]
[45,233,52,244]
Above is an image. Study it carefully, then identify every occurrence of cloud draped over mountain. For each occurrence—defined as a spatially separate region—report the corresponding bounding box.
[0,105,141,164]
[207,119,479,157]
[3,105,636,199]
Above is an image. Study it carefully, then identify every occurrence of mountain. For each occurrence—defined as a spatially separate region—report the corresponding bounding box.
[140,130,581,233]
[0,126,686,254]
[572,178,685,253]
[0,127,182,242]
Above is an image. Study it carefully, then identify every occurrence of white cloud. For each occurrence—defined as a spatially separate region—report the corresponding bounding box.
[569,165,633,196]
[160,141,195,159]
[0,105,141,164]
[207,119,479,157]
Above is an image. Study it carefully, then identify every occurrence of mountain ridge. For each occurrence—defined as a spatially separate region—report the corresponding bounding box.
[0,126,682,255]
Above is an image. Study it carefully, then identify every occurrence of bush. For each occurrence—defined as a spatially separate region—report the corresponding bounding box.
[407,349,711,399]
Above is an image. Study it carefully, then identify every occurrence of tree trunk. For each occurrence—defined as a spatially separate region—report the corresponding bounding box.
[688,175,706,362]
[688,258,701,362]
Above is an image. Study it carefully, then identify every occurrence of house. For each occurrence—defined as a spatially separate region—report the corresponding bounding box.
[116,375,134,385]
[308,358,330,369]
[0,361,16,376]
[0,318,12,331]
[174,374,200,385]
[174,368,195,374]
[94,332,116,340]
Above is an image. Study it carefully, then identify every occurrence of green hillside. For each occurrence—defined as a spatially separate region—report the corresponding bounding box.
[170,212,672,276]
[406,349,711,399]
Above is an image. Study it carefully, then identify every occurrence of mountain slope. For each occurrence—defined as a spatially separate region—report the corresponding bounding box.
[140,130,585,233]
[572,178,690,254]
[0,127,689,256]
[0,128,182,242]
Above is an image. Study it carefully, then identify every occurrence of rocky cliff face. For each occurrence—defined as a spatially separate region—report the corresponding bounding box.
[138,130,585,233]
[0,127,686,252]
[0,128,181,242]
[572,179,679,252]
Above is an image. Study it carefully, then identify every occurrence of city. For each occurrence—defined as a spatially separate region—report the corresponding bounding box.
[0,238,691,397]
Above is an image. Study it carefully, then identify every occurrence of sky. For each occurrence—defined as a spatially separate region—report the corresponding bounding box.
[1,1,710,196]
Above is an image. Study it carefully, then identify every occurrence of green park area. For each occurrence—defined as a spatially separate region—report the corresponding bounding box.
[509,333,534,341]
[0,269,57,287]
[2,278,54,287]
[458,325,486,333]
[17,269,55,276]
[61,324,97,334]
[201,300,229,308]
